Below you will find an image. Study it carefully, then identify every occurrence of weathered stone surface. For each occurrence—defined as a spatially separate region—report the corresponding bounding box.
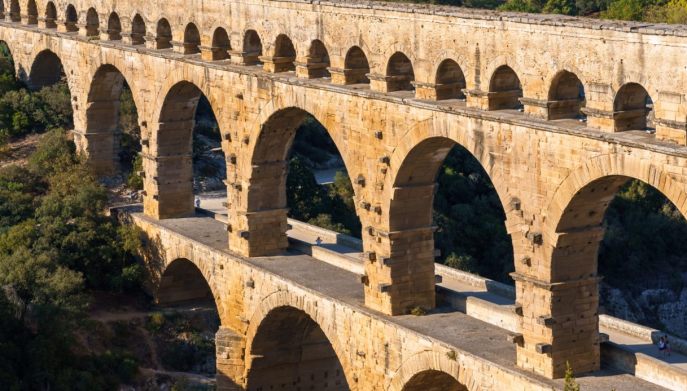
[4,0,687,382]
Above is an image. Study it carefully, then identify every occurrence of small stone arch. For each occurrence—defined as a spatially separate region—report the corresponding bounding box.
[386,51,415,92]
[26,0,37,24]
[106,12,121,40]
[488,65,522,110]
[304,39,330,78]
[154,18,172,49]
[183,22,201,55]
[242,29,262,65]
[156,258,215,305]
[269,33,296,72]
[85,7,99,37]
[64,4,77,32]
[613,82,653,131]
[9,0,19,22]
[386,350,480,391]
[243,290,355,390]
[547,70,585,120]
[43,1,56,28]
[343,45,370,84]
[130,13,146,45]
[210,27,230,60]
[28,48,64,90]
[434,59,466,100]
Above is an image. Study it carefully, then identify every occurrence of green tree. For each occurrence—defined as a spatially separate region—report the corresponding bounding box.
[544,0,578,14]
[499,0,544,12]
[601,0,647,20]
[564,361,580,391]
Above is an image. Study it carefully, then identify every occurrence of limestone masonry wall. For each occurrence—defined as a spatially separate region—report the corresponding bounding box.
[3,0,687,380]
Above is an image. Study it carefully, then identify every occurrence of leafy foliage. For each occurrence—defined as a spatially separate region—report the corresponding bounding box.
[0,130,144,390]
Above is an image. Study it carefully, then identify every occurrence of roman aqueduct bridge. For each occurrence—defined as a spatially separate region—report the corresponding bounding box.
[2,0,687,388]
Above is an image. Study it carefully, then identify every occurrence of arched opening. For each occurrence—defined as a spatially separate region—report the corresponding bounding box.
[28,49,64,90]
[9,0,19,22]
[210,27,230,60]
[130,14,146,45]
[155,18,172,49]
[488,65,523,110]
[548,70,585,120]
[107,12,121,40]
[269,34,296,72]
[551,175,687,372]
[402,370,466,391]
[613,83,653,132]
[154,258,220,377]
[156,258,213,305]
[246,306,349,390]
[26,0,37,24]
[435,59,466,100]
[241,107,359,256]
[183,23,201,55]
[0,40,15,78]
[242,29,262,65]
[390,138,513,290]
[154,81,224,219]
[305,39,330,78]
[64,4,77,32]
[343,46,370,85]
[84,64,140,177]
[85,8,99,37]
[44,1,56,28]
[386,52,415,92]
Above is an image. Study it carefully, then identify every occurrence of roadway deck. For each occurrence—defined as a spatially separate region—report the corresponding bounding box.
[136,201,668,391]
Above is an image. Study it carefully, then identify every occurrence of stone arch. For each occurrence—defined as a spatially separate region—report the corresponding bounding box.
[130,13,145,45]
[402,371,467,391]
[488,65,522,110]
[234,102,359,256]
[151,80,220,218]
[243,290,355,390]
[156,258,215,305]
[545,154,687,270]
[386,350,479,391]
[270,33,296,72]
[81,64,138,175]
[387,123,511,225]
[344,45,370,84]
[210,27,230,60]
[28,48,63,90]
[183,22,201,55]
[106,12,121,40]
[613,82,653,131]
[435,59,466,100]
[386,51,415,92]
[242,29,262,65]
[9,0,19,22]
[64,4,77,32]
[547,70,585,120]
[542,153,687,376]
[84,7,99,37]
[154,18,172,49]
[305,39,330,78]
[43,1,56,28]
[26,0,37,24]
[0,40,15,78]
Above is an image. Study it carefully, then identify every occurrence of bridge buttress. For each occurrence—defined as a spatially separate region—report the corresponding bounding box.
[216,326,246,391]
[362,226,437,316]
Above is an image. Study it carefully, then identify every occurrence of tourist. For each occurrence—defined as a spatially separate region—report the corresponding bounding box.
[195,197,201,208]
[658,336,666,356]
[315,236,322,245]
[665,335,672,357]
